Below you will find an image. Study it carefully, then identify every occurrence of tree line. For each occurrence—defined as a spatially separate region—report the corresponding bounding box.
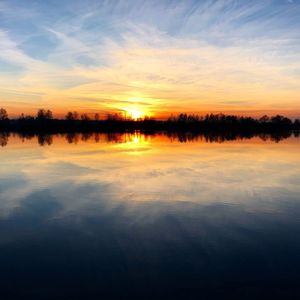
[0,108,299,133]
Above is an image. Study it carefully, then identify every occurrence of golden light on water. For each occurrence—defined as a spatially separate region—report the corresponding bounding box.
[113,132,152,155]
[122,132,150,144]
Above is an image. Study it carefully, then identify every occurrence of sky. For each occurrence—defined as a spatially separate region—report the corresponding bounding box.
[0,0,300,119]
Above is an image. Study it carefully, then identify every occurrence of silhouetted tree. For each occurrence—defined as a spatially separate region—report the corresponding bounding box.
[37,109,53,120]
[19,113,34,120]
[259,115,270,123]
[106,113,123,121]
[94,113,100,121]
[81,113,90,121]
[65,111,79,120]
[178,113,188,122]
[270,115,292,126]
[0,108,8,120]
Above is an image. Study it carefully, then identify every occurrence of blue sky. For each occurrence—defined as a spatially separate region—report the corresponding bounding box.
[0,0,300,117]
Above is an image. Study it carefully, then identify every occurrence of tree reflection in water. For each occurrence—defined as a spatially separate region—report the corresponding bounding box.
[0,131,298,147]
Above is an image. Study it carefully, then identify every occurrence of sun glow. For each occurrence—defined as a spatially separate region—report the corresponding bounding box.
[124,108,144,120]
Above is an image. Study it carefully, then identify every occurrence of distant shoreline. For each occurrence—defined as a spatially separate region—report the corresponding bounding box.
[0,119,299,134]
[0,110,299,134]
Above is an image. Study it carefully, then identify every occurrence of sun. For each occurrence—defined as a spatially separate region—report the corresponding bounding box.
[124,108,143,120]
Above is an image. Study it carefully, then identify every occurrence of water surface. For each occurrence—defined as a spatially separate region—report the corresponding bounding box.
[0,133,300,299]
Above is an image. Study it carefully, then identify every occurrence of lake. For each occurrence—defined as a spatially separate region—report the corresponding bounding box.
[0,132,299,299]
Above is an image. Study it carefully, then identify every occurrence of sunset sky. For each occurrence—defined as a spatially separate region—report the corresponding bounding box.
[0,0,300,119]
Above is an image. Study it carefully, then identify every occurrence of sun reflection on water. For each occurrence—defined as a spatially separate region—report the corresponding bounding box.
[113,132,152,154]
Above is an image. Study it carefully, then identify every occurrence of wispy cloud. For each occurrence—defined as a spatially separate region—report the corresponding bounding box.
[0,0,300,116]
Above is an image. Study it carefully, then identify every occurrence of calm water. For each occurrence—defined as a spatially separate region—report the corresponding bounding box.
[0,132,300,299]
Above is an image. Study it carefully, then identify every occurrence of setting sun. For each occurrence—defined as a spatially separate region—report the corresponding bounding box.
[124,108,144,120]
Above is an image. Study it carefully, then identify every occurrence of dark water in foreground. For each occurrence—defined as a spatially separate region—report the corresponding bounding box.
[0,133,300,299]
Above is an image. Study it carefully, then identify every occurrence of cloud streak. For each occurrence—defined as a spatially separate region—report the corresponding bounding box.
[0,0,300,117]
